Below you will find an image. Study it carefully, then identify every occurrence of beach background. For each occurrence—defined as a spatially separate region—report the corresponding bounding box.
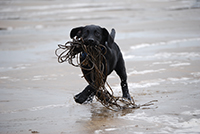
[0,0,200,133]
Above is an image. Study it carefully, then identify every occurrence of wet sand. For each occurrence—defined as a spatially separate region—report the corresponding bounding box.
[0,0,200,133]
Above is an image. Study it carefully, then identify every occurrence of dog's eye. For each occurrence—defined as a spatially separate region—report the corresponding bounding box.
[83,30,89,38]
[95,31,100,38]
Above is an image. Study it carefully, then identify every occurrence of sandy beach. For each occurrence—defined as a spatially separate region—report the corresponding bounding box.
[0,0,200,133]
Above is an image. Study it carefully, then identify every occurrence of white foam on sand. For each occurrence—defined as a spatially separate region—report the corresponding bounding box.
[181,109,200,116]
[112,79,165,93]
[0,104,68,114]
[191,72,200,77]
[124,52,200,61]
[152,61,172,65]
[31,74,59,81]
[0,3,130,20]
[170,62,191,67]
[129,82,160,88]
[167,77,191,82]
[130,38,200,50]
[0,76,10,79]
[0,64,31,72]
[0,3,121,12]
[128,68,165,76]
[119,111,200,133]
[104,128,118,131]
[124,38,200,61]
[28,104,68,111]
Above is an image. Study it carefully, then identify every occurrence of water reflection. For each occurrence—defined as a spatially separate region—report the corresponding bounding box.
[90,103,136,119]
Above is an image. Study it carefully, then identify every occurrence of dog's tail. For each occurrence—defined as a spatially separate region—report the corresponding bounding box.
[110,28,116,40]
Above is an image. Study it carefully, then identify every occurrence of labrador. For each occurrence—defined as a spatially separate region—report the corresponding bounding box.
[70,25,131,104]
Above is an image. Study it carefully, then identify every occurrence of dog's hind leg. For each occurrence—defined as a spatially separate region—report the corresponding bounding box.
[115,54,132,101]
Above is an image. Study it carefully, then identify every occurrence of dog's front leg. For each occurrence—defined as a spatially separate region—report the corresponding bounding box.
[74,85,112,104]
[74,85,95,104]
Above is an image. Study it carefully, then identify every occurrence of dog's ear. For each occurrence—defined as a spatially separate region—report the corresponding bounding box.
[70,26,84,39]
[102,28,115,46]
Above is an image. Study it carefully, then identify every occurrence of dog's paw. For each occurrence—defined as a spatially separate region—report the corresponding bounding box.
[74,93,86,104]
[123,93,132,101]
[74,92,94,104]
[83,93,94,104]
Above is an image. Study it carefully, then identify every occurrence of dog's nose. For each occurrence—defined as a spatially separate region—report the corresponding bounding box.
[86,38,95,44]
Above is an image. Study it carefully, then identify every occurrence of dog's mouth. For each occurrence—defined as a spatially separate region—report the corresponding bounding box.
[83,38,99,46]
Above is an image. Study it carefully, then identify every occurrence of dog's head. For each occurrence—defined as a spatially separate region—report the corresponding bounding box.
[70,25,114,46]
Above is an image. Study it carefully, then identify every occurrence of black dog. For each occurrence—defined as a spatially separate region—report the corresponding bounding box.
[70,25,131,104]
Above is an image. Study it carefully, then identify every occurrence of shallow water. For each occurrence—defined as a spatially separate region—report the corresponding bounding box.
[0,0,200,134]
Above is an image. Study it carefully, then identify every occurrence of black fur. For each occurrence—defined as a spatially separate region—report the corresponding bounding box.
[70,25,131,104]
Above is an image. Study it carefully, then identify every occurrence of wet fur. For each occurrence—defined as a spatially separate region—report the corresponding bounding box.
[70,25,131,104]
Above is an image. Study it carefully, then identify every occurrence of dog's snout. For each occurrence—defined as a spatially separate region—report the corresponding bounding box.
[87,38,95,43]
[84,38,97,45]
